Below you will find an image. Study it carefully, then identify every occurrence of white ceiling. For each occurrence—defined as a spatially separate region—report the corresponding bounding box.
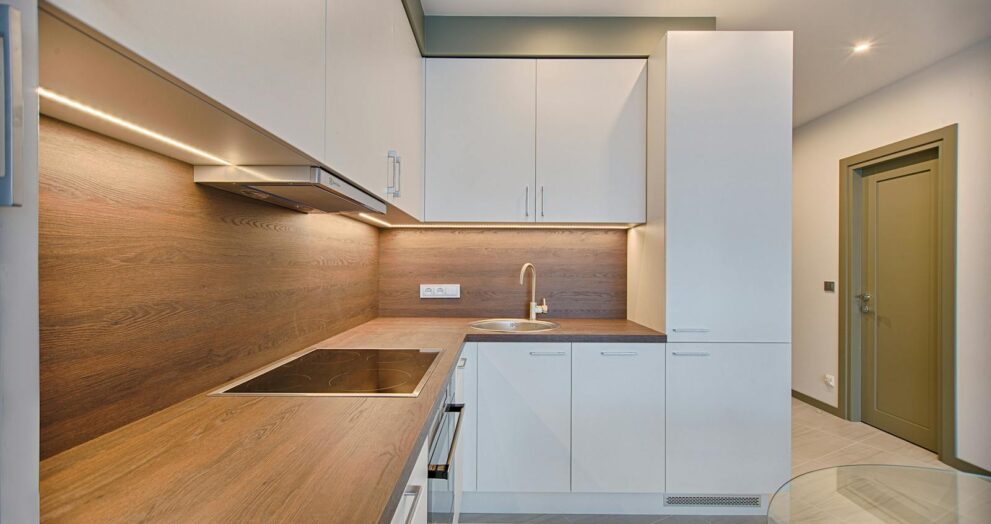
[421,0,991,126]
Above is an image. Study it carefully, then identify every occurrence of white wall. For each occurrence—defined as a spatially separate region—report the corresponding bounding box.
[793,38,991,470]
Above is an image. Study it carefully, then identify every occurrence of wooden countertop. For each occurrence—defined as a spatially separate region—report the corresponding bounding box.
[40,317,664,524]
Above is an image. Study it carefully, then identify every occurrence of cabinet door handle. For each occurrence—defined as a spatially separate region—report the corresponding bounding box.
[672,328,710,333]
[529,351,566,356]
[428,404,465,480]
[457,357,467,368]
[601,351,638,356]
[0,6,22,207]
[540,186,545,217]
[399,485,422,524]
[525,185,529,217]
[672,351,710,357]
[394,154,402,197]
[386,150,400,197]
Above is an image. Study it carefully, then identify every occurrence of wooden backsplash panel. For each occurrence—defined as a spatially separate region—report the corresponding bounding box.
[39,117,379,458]
[379,229,627,318]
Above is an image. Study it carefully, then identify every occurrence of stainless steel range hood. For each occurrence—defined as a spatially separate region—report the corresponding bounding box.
[194,165,387,214]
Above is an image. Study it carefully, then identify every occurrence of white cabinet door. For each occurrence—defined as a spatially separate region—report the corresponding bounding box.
[425,59,536,222]
[47,0,326,160]
[457,343,478,492]
[477,343,571,492]
[664,32,792,343]
[665,343,791,495]
[572,343,665,493]
[325,0,393,199]
[386,3,425,220]
[536,59,646,223]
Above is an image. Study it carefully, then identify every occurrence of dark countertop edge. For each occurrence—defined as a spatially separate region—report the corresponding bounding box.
[463,333,667,343]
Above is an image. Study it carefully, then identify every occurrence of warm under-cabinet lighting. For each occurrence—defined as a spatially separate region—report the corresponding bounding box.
[357,212,393,228]
[37,87,232,165]
[355,213,635,230]
[852,41,873,54]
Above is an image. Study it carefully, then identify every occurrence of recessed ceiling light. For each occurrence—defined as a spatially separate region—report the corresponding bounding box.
[852,41,873,54]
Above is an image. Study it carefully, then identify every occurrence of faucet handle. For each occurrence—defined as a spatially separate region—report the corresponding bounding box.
[539,298,549,313]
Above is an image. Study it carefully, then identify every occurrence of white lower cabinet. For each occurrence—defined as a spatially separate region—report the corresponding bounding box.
[572,343,665,493]
[391,437,429,524]
[458,343,478,492]
[665,343,791,495]
[477,342,571,492]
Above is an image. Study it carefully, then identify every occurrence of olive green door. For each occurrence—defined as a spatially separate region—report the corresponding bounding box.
[860,160,939,451]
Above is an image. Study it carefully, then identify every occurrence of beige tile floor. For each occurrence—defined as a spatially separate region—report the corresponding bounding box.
[790,397,950,478]
[462,398,954,524]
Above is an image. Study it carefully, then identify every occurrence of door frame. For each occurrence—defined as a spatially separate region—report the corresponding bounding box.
[838,124,960,466]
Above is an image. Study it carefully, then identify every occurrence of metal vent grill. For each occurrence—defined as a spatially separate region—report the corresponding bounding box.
[665,495,762,507]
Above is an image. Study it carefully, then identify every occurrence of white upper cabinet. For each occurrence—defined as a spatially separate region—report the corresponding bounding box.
[47,0,327,160]
[326,0,424,219]
[662,32,793,343]
[425,58,646,223]
[386,2,425,220]
[425,59,537,222]
[536,60,646,223]
[572,343,664,493]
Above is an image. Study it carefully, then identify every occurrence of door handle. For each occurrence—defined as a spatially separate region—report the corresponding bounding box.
[428,403,464,480]
[0,5,22,207]
[672,351,710,357]
[398,485,422,524]
[671,328,710,333]
[529,351,566,356]
[601,351,638,356]
[855,292,872,314]
[525,185,529,217]
[540,186,545,218]
[386,150,401,197]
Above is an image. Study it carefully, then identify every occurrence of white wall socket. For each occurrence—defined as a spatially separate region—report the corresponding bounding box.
[420,284,461,299]
[823,374,836,388]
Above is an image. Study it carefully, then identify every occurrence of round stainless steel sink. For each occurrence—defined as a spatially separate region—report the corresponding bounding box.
[469,319,560,333]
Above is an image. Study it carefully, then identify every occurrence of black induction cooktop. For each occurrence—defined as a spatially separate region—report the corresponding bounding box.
[216,348,441,397]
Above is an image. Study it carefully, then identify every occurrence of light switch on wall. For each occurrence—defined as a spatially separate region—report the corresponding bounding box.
[420,284,461,299]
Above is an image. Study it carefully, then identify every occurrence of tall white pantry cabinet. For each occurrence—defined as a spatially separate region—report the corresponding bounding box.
[643,31,794,498]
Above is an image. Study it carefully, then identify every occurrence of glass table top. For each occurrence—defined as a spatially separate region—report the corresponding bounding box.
[768,464,991,523]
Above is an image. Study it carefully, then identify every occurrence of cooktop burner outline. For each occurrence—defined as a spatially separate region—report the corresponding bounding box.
[211,348,442,397]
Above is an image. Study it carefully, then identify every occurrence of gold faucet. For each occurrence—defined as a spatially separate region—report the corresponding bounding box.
[519,263,549,321]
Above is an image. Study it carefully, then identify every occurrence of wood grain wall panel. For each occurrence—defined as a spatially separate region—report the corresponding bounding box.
[379,229,626,318]
[39,117,379,458]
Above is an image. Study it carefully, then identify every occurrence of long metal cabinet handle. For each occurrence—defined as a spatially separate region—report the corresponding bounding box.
[672,351,711,357]
[399,485,422,524]
[428,403,465,480]
[0,5,22,207]
[601,351,638,356]
[525,185,529,217]
[386,150,400,197]
[529,351,566,356]
[671,328,710,333]
[540,186,545,217]
[395,153,401,196]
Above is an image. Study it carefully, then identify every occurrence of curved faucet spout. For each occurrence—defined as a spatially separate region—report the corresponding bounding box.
[518,263,546,320]
[519,263,536,304]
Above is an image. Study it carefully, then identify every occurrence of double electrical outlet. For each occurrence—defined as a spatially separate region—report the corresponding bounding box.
[419,284,461,299]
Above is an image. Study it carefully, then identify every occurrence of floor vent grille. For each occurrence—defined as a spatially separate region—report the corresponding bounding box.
[664,495,762,507]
